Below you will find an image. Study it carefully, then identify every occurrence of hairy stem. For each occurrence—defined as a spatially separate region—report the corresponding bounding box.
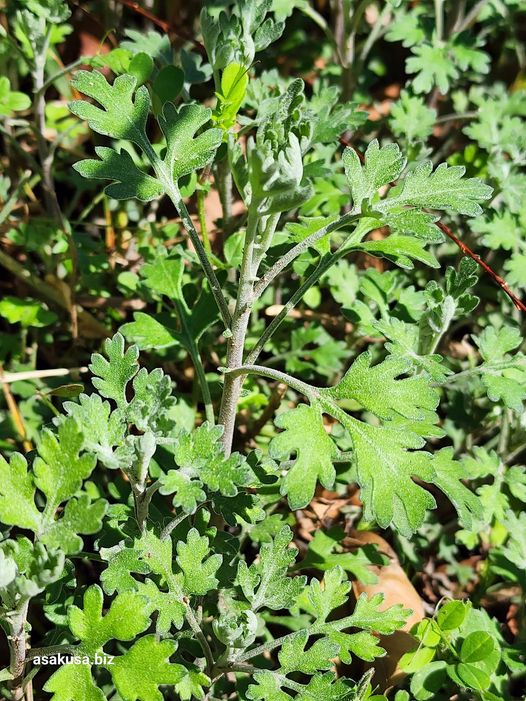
[33,30,62,224]
[223,364,317,400]
[167,567,216,677]
[456,0,491,32]
[218,207,260,454]
[219,214,357,452]
[216,155,234,234]
[184,606,215,677]
[26,644,76,661]
[160,511,190,541]
[7,600,29,701]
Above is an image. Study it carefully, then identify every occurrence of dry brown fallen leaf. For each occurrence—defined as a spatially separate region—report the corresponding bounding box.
[349,530,425,691]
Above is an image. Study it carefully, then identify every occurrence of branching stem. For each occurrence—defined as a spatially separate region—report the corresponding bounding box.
[246,243,352,365]
[253,212,359,297]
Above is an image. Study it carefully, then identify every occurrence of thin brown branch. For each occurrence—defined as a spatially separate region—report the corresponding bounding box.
[112,0,206,52]
[436,221,526,313]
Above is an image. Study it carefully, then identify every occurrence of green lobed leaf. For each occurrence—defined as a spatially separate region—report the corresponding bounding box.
[0,452,41,531]
[68,585,150,655]
[381,208,443,243]
[278,630,338,674]
[1,537,65,602]
[349,592,410,634]
[158,102,222,182]
[322,351,439,422]
[109,636,186,701]
[247,671,291,701]
[474,326,526,411]
[430,448,483,530]
[33,418,97,508]
[380,161,493,217]
[102,533,187,634]
[296,672,355,701]
[336,418,436,536]
[74,147,164,201]
[69,71,150,144]
[160,423,248,513]
[374,318,450,382]
[41,495,107,555]
[62,394,131,470]
[328,630,386,664]
[100,547,150,595]
[174,666,210,701]
[89,333,139,409]
[343,140,405,211]
[237,526,306,610]
[127,367,177,434]
[406,43,459,94]
[44,664,106,701]
[176,528,222,595]
[306,566,351,624]
[270,404,338,510]
[389,90,436,143]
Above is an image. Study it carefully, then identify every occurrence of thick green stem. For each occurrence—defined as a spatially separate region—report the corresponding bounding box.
[160,511,190,541]
[185,607,215,677]
[26,644,76,661]
[33,29,63,224]
[437,359,524,388]
[235,607,380,664]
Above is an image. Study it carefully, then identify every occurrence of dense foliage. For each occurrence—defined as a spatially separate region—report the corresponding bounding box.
[0,1,525,700]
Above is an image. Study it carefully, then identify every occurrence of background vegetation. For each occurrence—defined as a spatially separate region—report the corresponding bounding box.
[0,1,525,700]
